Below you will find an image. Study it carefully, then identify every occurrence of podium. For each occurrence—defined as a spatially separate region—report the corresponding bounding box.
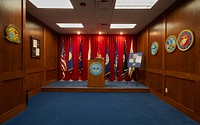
[88,58,104,87]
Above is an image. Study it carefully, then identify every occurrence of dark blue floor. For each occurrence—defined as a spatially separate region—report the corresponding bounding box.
[2,92,199,125]
[45,80,148,88]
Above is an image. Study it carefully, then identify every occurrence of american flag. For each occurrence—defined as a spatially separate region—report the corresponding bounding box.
[60,37,67,80]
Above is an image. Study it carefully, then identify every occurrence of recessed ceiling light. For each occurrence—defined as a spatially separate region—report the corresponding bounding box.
[77,31,81,35]
[114,0,158,9]
[110,24,136,29]
[56,23,84,28]
[29,0,74,9]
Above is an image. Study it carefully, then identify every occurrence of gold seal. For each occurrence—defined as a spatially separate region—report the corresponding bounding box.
[5,24,21,43]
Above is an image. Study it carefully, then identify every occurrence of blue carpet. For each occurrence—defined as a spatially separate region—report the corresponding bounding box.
[2,92,199,125]
[45,81,148,88]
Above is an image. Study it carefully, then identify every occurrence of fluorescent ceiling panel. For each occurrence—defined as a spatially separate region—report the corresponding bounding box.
[110,24,136,29]
[29,0,74,9]
[114,0,158,9]
[56,23,84,28]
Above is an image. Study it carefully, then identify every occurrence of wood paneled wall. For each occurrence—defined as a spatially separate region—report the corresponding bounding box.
[137,0,200,122]
[0,0,58,123]
[0,0,26,123]
[25,14,58,97]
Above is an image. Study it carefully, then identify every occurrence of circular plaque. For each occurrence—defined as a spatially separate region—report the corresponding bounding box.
[177,29,194,51]
[5,24,21,43]
[90,62,103,76]
[165,35,176,53]
[151,41,158,56]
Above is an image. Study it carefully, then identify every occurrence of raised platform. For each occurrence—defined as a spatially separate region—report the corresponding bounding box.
[42,81,150,93]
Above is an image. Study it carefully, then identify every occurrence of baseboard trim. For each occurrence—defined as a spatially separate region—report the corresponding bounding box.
[0,104,26,124]
[28,88,41,98]
[150,89,200,123]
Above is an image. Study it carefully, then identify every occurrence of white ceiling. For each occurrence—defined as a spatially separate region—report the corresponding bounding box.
[26,0,177,34]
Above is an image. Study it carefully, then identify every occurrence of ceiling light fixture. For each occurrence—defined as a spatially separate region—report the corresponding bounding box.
[110,24,136,29]
[56,23,84,28]
[114,0,158,9]
[29,0,74,9]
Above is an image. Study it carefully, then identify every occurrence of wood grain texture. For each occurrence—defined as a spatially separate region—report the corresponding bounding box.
[88,59,105,87]
[148,17,165,70]
[0,78,23,114]
[166,0,196,73]
[42,87,150,93]
[25,17,44,71]
[149,73,164,95]
[137,29,149,86]
[25,15,58,94]
[46,29,58,69]
[25,72,44,92]
[0,0,26,124]
[0,0,23,73]
[45,69,57,85]
[166,76,195,112]
[137,0,200,122]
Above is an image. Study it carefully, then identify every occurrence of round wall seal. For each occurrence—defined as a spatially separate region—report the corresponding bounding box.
[165,35,176,53]
[5,24,21,43]
[177,29,194,51]
[90,62,103,76]
[151,41,158,56]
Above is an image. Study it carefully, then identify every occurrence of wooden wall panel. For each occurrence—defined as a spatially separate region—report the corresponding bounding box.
[45,70,57,84]
[137,30,148,70]
[25,15,58,95]
[0,0,23,73]
[0,0,26,124]
[46,29,58,69]
[148,17,165,70]
[166,0,197,73]
[1,78,23,114]
[25,17,44,71]
[26,72,44,93]
[25,16,44,96]
[137,0,200,122]
[149,73,164,95]
[196,82,200,117]
[0,82,3,114]
[0,0,58,123]
[137,29,149,86]
[138,70,146,85]
[166,76,195,112]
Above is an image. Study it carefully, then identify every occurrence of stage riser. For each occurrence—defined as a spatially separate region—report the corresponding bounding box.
[42,88,150,93]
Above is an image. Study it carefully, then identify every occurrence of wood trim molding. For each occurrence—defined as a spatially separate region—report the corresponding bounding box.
[25,69,44,74]
[0,104,26,124]
[147,68,199,81]
[28,88,41,98]
[150,89,200,123]
[46,68,57,71]
[0,72,23,81]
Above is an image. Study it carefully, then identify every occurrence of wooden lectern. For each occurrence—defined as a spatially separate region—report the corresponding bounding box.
[88,58,105,87]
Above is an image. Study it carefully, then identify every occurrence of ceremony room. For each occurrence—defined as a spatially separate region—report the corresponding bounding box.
[0,0,200,124]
